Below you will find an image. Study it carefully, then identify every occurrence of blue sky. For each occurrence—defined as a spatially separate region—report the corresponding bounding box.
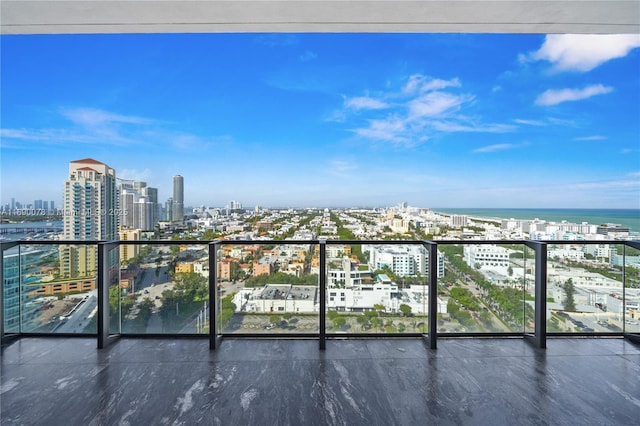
[1,33,639,209]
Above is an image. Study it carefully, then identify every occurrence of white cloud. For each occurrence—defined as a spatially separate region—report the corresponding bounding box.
[535,84,613,106]
[431,121,515,133]
[513,119,546,126]
[566,178,640,191]
[341,74,512,147]
[527,34,640,72]
[402,75,460,94]
[118,168,153,182]
[0,127,134,145]
[300,50,318,62]
[351,116,412,145]
[574,135,607,141]
[473,143,515,153]
[60,107,152,127]
[344,96,389,110]
[408,92,471,119]
[328,160,358,177]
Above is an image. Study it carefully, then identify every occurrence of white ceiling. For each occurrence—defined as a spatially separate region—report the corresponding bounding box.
[2,0,639,35]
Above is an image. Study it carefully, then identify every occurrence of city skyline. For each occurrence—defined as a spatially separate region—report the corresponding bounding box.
[1,33,639,208]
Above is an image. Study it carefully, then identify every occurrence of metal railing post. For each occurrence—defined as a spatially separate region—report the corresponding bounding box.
[209,241,222,350]
[525,241,546,349]
[424,241,438,349]
[625,241,640,345]
[98,241,119,349]
[319,240,326,350]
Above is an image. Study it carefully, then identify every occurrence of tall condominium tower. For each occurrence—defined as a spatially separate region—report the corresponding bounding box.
[172,175,184,222]
[60,158,116,278]
[118,179,159,230]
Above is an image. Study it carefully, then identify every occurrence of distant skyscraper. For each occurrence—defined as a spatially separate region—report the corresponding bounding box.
[141,186,159,226]
[118,179,159,230]
[60,158,116,278]
[172,175,184,222]
[165,197,174,221]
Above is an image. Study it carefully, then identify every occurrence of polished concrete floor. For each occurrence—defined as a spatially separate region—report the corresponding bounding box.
[1,336,639,425]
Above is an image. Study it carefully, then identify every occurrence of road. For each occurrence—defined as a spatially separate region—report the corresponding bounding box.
[55,290,98,333]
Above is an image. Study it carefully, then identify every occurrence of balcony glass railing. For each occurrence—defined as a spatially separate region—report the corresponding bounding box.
[2,239,639,348]
[2,242,98,334]
[437,242,536,335]
[216,241,320,336]
[546,242,640,334]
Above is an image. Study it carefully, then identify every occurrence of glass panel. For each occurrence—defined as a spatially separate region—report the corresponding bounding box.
[108,244,122,335]
[216,242,320,335]
[118,243,209,334]
[546,243,625,334]
[524,244,536,335]
[20,243,98,334]
[624,244,640,333]
[439,243,529,333]
[323,242,430,335]
[3,245,21,333]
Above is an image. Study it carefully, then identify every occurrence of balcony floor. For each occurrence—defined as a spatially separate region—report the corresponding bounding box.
[1,336,639,425]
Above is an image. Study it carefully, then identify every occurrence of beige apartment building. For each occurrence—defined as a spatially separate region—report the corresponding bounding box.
[60,158,117,279]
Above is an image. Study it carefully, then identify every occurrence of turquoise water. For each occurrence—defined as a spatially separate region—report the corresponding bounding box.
[432,208,640,233]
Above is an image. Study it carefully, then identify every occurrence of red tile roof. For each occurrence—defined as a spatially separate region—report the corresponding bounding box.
[71,158,105,165]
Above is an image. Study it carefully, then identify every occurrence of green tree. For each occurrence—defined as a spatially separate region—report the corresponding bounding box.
[332,316,347,329]
[563,278,576,312]
[138,298,154,321]
[447,298,460,316]
[356,315,369,330]
[399,304,412,316]
[269,314,282,325]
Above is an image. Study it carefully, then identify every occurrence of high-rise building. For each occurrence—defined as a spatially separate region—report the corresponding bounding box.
[172,175,184,222]
[60,158,117,278]
[118,179,159,230]
[165,197,174,221]
[140,186,159,226]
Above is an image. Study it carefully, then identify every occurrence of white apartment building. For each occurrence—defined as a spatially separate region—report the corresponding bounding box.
[328,257,374,288]
[118,180,159,231]
[547,248,585,262]
[364,245,445,278]
[234,284,317,313]
[607,291,640,318]
[327,279,399,312]
[610,249,640,268]
[450,215,468,228]
[463,244,510,272]
[584,244,610,259]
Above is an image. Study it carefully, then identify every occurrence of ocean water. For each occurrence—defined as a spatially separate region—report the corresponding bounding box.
[433,208,640,233]
[0,220,63,242]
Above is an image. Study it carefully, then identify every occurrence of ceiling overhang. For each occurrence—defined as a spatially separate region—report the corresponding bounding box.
[2,0,639,35]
